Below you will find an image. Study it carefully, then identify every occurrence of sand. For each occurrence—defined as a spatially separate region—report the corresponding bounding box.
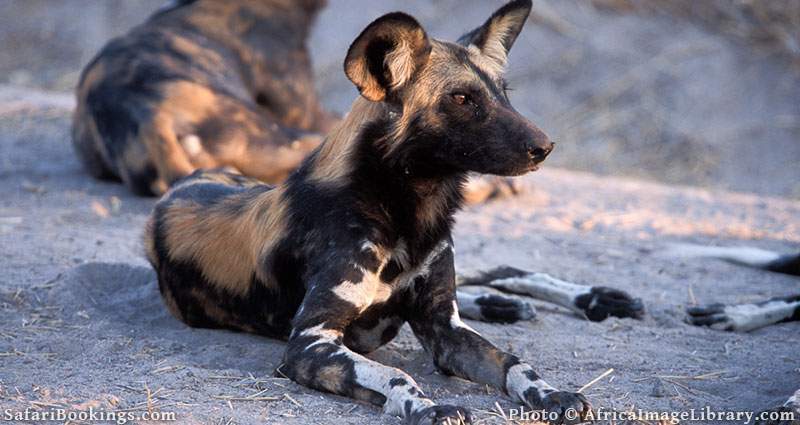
[0,89,798,424]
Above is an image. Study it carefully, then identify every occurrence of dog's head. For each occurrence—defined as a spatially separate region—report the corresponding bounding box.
[344,0,552,177]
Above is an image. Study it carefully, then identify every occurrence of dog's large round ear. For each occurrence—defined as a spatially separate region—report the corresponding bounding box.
[344,12,431,102]
[457,0,532,75]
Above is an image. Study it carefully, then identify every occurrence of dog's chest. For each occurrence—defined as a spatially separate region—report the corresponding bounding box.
[333,239,451,313]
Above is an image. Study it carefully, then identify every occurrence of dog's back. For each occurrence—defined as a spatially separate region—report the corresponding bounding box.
[143,168,301,337]
[72,0,332,195]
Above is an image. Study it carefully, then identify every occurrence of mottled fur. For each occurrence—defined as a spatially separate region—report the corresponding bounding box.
[145,2,599,424]
[72,0,334,196]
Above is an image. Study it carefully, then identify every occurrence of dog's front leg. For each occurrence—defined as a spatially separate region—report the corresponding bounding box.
[409,250,591,424]
[281,276,473,424]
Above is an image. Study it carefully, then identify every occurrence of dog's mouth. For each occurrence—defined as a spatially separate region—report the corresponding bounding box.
[524,149,554,172]
[522,160,543,173]
[498,162,540,177]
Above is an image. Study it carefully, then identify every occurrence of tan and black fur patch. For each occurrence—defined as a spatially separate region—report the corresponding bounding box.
[72,0,335,196]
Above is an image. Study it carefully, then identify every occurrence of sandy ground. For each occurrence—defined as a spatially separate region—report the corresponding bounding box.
[0,87,798,424]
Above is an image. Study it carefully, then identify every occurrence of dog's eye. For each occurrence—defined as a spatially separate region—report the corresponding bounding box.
[452,93,468,105]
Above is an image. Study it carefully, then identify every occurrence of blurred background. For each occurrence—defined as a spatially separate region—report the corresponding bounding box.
[2,0,798,198]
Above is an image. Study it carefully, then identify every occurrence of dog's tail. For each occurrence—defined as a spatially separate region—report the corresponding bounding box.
[664,243,800,276]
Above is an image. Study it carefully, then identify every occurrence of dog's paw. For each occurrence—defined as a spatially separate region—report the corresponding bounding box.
[686,297,800,332]
[526,391,591,424]
[473,294,536,323]
[408,405,473,425]
[685,303,736,330]
[754,404,800,425]
[574,287,645,321]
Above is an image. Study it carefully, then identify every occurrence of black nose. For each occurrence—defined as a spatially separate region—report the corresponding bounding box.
[527,141,554,162]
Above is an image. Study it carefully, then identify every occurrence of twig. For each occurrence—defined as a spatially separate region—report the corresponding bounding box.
[579,368,614,393]
[213,395,281,402]
[283,393,302,407]
[493,401,508,421]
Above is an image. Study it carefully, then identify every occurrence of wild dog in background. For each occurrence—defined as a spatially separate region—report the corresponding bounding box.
[665,244,800,332]
[668,244,799,425]
[145,2,608,422]
[71,0,518,203]
[73,0,335,196]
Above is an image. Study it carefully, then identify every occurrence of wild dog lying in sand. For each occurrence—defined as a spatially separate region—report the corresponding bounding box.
[668,244,799,425]
[71,0,518,204]
[75,0,641,324]
[72,0,334,196]
[141,1,642,422]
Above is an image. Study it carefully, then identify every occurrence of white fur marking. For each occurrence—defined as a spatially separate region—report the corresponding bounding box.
[332,274,392,312]
[663,243,782,268]
[330,242,393,311]
[717,299,800,332]
[346,350,433,417]
[505,364,557,405]
[786,389,800,407]
[332,280,369,309]
[455,291,483,320]
[488,273,591,314]
[450,300,479,334]
[416,240,450,277]
[361,240,379,255]
[180,134,203,156]
[300,328,433,418]
[300,323,342,351]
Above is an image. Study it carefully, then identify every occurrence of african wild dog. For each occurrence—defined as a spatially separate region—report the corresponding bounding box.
[71,0,519,204]
[665,244,800,332]
[668,244,799,425]
[145,1,601,423]
[72,0,335,196]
